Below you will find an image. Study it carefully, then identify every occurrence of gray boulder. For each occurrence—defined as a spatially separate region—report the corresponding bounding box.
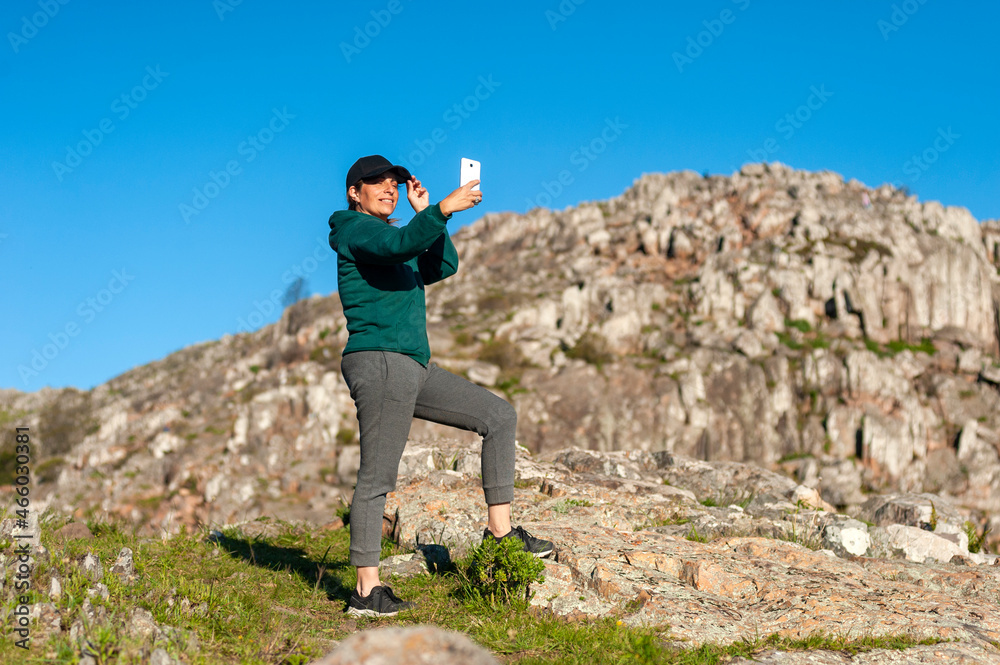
[312,625,499,665]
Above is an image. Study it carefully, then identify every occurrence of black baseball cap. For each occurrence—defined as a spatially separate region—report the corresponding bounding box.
[345,155,412,189]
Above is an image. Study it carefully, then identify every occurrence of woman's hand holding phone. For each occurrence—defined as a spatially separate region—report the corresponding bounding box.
[439,180,482,217]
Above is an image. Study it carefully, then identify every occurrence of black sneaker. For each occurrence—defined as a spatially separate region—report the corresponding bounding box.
[346,585,415,617]
[483,525,554,558]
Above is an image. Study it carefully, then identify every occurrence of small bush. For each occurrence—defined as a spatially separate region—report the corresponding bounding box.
[460,535,545,605]
[565,331,613,368]
[478,336,526,371]
[964,521,990,554]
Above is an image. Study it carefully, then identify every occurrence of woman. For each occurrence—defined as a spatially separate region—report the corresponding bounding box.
[328,155,554,617]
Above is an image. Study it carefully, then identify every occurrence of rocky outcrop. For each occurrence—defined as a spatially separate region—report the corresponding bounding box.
[375,439,1000,662]
[729,644,1000,664]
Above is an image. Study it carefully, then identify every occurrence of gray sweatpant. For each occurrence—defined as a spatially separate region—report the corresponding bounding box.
[340,350,517,567]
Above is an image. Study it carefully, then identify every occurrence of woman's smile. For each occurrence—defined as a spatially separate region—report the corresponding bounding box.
[356,176,400,220]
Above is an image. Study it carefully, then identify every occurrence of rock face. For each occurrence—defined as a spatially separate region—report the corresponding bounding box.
[1,162,998,551]
[729,643,1000,664]
[377,439,1000,662]
[312,625,500,665]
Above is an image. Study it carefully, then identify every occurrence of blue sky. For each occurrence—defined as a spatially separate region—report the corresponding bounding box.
[2,0,998,391]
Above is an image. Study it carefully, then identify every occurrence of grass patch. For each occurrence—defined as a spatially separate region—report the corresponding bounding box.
[496,374,528,397]
[776,332,803,351]
[778,451,814,463]
[551,498,593,514]
[785,318,812,333]
[886,337,936,356]
[0,514,951,664]
[685,525,709,543]
[809,332,831,349]
[865,337,937,358]
[699,490,755,510]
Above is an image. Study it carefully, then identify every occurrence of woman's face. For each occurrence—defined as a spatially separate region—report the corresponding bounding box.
[352,174,399,221]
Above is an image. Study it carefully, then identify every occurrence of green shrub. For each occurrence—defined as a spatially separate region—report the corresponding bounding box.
[964,521,990,554]
[460,535,545,605]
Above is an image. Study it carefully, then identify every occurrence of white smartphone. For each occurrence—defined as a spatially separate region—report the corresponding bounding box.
[460,158,480,190]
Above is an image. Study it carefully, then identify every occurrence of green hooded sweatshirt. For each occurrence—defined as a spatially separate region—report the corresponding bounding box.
[328,202,458,366]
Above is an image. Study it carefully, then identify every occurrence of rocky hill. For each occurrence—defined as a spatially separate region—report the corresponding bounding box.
[2,161,1000,549]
